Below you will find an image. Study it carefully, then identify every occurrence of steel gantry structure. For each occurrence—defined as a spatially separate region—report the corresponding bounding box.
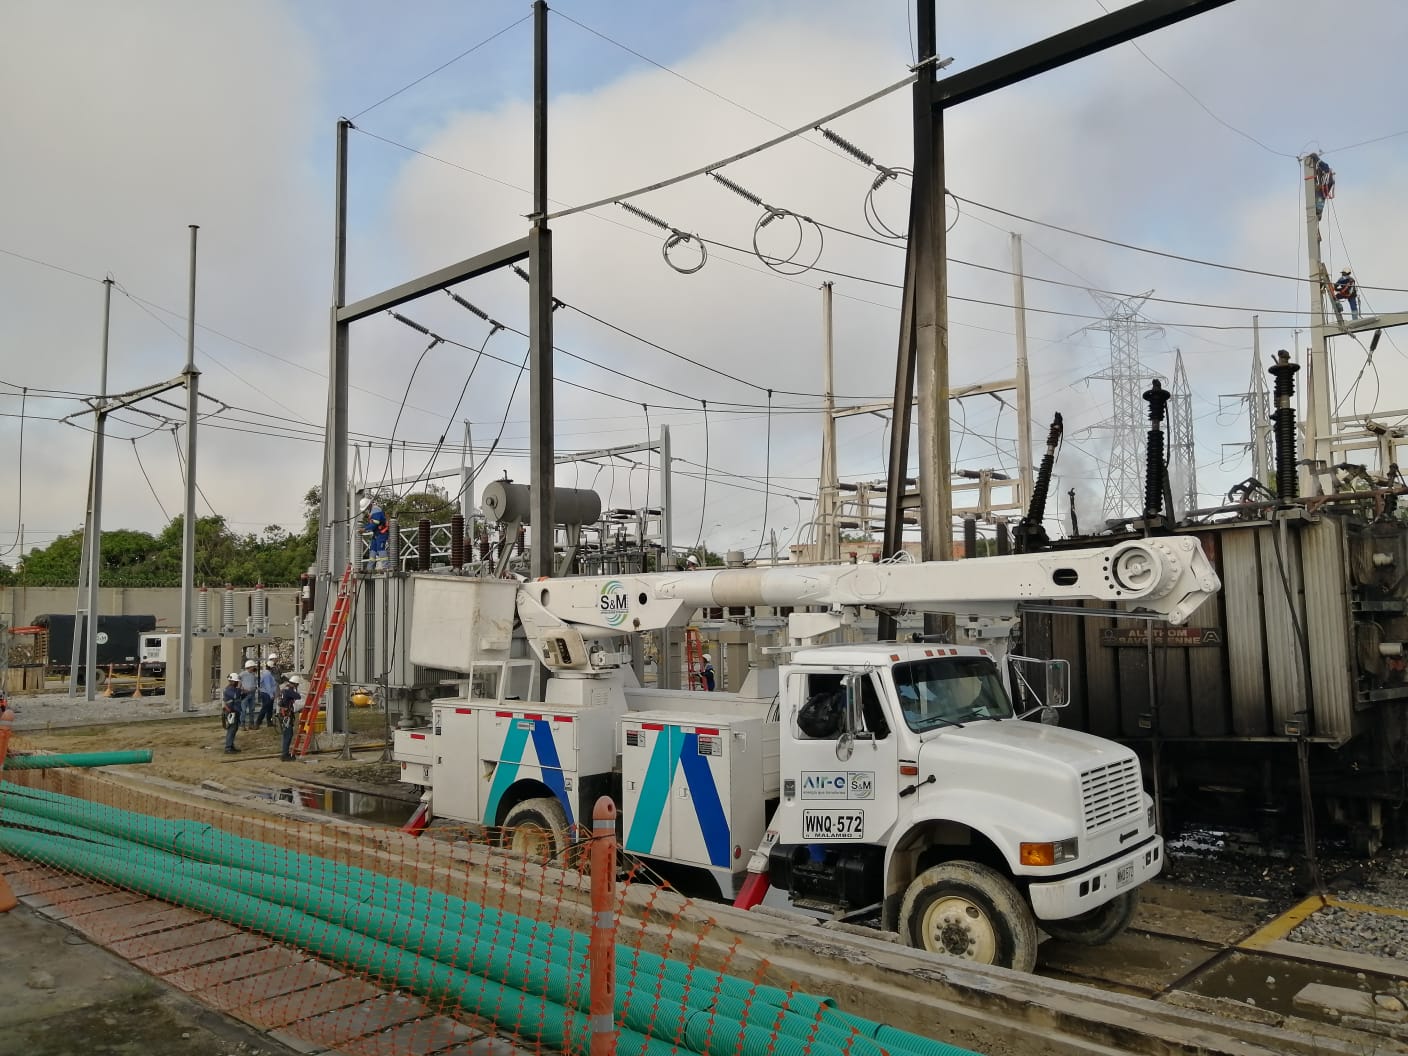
[878,0,1235,639]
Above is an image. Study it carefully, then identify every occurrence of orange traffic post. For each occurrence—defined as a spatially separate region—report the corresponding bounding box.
[131,661,144,699]
[0,702,18,911]
[589,796,618,1056]
[100,663,115,699]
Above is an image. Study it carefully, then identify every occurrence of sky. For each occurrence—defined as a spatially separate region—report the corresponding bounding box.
[2,0,1407,565]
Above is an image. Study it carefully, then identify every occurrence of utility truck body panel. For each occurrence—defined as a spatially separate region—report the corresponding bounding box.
[391,537,1218,971]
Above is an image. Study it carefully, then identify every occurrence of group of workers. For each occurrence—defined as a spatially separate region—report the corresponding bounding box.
[221,653,304,760]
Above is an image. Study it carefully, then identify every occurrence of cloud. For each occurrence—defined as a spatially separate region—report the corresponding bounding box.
[5,0,1406,564]
[0,0,326,551]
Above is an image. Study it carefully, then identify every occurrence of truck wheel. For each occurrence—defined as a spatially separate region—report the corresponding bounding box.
[501,797,571,862]
[899,862,1038,972]
[1039,889,1139,946]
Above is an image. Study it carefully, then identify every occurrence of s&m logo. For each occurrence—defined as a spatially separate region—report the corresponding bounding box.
[599,579,629,627]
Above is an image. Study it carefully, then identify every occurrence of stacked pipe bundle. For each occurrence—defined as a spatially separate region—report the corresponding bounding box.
[0,783,977,1056]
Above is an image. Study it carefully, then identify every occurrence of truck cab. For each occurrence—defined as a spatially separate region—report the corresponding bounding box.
[761,643,1158,971]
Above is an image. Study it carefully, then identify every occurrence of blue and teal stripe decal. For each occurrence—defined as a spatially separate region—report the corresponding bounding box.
[625,727,729,868]
[484,717,574,825]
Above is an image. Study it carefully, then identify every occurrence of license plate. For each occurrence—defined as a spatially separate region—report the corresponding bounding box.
[1116,862,1135,888]
[801,810,865,840]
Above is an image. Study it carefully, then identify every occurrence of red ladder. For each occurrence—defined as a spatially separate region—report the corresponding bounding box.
[292,566,355,758]
[684,626,704,691]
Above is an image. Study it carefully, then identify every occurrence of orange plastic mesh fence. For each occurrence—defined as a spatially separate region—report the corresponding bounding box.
[0,731,979,1056]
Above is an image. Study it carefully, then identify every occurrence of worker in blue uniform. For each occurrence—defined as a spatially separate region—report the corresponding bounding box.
[363,501,389,570]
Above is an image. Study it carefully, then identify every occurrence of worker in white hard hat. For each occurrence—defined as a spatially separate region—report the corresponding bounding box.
[701,652,716,692]
[685,554,700,569]
[221,674,243,753]
[278,675,304,761]
[1333,268,1360,320]
[255,658,279,729]
[239,659,260,728]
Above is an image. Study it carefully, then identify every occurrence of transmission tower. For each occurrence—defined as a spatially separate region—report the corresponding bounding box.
[1168,350,1197,517]
[1088,293,1163,522]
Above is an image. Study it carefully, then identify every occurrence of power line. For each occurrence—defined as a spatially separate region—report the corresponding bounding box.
[1093,0,1290,159]
[129,437,170,523]
[549,9,869,174]
[349,13,533,120]
[542,65,929,221]
[952,193,1408,294]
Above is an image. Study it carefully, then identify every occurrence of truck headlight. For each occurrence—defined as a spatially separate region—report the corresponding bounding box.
[1020,838,1079,866]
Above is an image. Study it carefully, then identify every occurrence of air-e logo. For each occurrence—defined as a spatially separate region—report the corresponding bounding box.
[598,579,628,627]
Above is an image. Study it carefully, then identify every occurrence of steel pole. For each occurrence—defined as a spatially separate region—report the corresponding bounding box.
[178,227,201,712]
[659,424,675,687]
[323,118,351,735]
[71,279,113,700]
[913,0,953,639]
[819,282,839,563]
[528,0,555,578]
[1302,155,1330,494]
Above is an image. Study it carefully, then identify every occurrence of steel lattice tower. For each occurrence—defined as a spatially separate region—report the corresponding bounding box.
[1169,350,1198,517]
[1088,293,1163,522]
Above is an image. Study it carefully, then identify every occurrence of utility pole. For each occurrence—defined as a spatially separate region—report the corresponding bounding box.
[178,225,200,712]
[324,118,350,735]
[528,0,555,577]
[818,282,840,563]
[658,424,675,688]
[1301,154,1331,494]
[460,420,475,521]
[69,278,112,700]
[1011,234,1034,510]
[911,0,954,641]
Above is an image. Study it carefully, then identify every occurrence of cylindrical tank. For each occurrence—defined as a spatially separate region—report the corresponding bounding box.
[481,480,602,526]
[221,585,236,636]
[417,519,432,572]
[195,587,210,635]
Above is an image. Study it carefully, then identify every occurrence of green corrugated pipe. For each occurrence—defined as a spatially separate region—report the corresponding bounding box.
[0,784,821,1018]
[3,750,152,770]
[0,825,677,1056]
[0,786,979,1056]
[2,786,834,1036]
[0,814,920,1056]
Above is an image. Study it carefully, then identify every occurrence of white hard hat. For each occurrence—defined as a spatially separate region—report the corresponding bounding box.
[686,554,699,565]
[1342,268,1352,275]
[289,675,303,686]
[267,653,278,661]
[244,659,257,669]
[702,653,712,663]
[227,673,240,682]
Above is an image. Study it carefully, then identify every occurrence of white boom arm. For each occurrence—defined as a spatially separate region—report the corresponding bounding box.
[515,537,1218,667]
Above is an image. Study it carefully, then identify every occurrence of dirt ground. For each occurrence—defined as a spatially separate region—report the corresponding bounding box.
[5,701,406,801]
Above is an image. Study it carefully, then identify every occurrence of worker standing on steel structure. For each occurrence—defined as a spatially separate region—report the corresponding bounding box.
[363,501,389,571]
[1333,269,1360,320]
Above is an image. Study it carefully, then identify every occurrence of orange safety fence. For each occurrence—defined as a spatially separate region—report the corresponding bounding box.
[0,726,981,1056]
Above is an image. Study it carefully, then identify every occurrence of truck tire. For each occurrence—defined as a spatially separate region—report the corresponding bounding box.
[501,797,571,862]
[899,861,1038,972]
[1039,889,1139,946]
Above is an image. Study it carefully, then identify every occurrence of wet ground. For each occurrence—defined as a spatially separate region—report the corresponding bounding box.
[0,902,297,1056]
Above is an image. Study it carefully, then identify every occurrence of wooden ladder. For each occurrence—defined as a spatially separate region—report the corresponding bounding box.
[291,566,355,758]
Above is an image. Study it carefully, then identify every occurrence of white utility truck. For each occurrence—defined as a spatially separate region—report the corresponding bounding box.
[393,537,1219,971]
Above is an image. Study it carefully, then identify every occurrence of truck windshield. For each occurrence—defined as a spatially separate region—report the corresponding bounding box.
[891,657,1014,732]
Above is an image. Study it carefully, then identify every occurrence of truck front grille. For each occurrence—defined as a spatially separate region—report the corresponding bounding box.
[1080,758,1143,832]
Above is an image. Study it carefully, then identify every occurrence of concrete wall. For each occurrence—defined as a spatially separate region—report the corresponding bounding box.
[0,586,300,638]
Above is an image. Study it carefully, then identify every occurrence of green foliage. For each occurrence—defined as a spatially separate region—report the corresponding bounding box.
[16,514,315,588]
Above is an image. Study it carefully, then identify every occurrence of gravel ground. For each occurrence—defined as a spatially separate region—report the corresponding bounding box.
[5,690,222,732]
